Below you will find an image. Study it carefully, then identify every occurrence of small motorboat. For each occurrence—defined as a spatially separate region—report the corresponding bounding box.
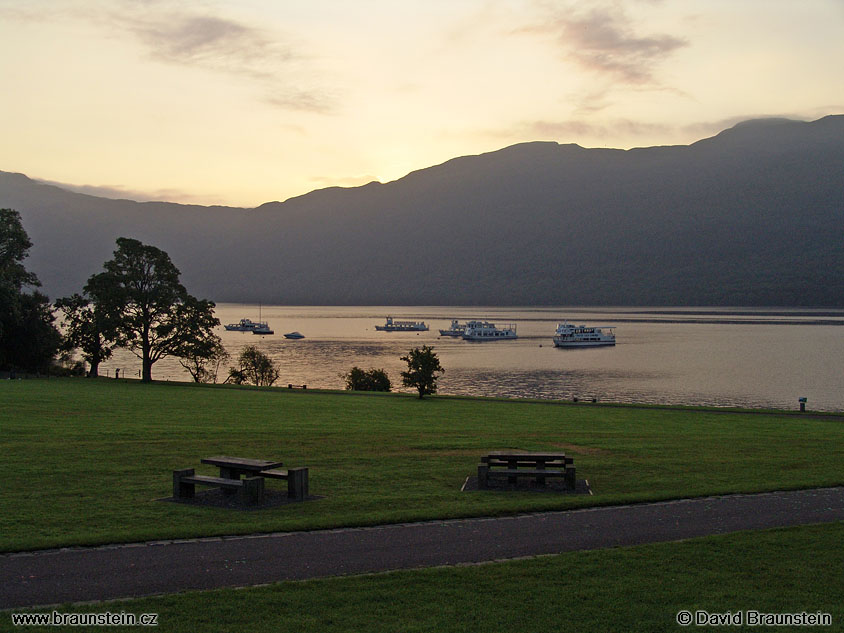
[284,331,305,339]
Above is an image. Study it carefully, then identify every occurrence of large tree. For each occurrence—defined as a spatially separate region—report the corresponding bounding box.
[172,296,228,383]
[0,209,61,373]
[96,237,219,382]
[55,274,121,378]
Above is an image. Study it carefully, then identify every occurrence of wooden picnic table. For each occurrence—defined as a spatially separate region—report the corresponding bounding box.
[201,456,284,480]
[198,456,309,501]
[479,451,575,489]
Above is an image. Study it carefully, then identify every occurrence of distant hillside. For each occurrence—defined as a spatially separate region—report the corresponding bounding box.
[2,115,843,306]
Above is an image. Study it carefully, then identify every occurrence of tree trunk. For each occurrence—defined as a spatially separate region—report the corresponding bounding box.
[88,361,99,378]
[142,342,152,382]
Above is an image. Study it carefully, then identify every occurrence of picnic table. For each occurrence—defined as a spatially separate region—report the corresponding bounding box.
[172,455,309,503]
[478,451,575,490]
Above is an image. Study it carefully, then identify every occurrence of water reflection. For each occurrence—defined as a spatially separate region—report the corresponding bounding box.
[97,305,844,412]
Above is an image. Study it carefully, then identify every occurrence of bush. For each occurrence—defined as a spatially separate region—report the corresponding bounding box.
[344,367,391,392]
[227,345,279,387]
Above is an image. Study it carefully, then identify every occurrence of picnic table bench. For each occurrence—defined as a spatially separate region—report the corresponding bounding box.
[172,469,265,505]
[478,451,575,490]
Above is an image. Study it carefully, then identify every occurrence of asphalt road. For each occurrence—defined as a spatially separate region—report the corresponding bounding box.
[2,487,843,609]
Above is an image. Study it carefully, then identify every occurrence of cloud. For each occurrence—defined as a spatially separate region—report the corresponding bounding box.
[522,3,687,85]
[110,7,336,113]
[36,178,230,206]
[516,118,672,144]
[119,11,290,79]
[6,1,338,114]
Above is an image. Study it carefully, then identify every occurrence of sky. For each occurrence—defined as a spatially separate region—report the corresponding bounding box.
[1,0,843,208]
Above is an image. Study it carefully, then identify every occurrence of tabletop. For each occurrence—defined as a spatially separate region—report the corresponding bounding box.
[201,456,284,471]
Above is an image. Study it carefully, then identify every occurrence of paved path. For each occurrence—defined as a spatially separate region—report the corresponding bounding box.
[2,487,843,609]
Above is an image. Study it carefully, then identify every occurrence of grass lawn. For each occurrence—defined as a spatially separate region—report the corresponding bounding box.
[1,378,843,551]
[7,522,843,632]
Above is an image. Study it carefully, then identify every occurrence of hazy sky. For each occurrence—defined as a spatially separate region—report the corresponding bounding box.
[2,0,842,207]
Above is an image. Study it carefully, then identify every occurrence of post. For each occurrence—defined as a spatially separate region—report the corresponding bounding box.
[241,476,265,505]
[173,468,195,499]
[287,467,309,500]
[477,464,489,489]
[799,397,807,412]
[565,464,576,491]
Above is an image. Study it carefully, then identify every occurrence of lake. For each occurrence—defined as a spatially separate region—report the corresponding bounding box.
[99,305,844,412]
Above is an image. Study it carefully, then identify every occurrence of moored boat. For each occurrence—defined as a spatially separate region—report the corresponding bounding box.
[224,318,263,332]
[552,322,615,347]
[251,323,274,335]
[462,321,517,341]
[375,316,429,332]
[439,319,467,337]
[284,331,305,339]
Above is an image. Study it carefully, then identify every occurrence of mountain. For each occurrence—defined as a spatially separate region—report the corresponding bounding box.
[2,115,843,306]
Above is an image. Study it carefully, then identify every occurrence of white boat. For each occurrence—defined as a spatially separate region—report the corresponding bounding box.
[552,322,615,347]
[252,324,274,335]
[284,331,305,339]
[375,316,429,332]
[439,319,467,337]
[462,321,517,341]
[224,318,264,332]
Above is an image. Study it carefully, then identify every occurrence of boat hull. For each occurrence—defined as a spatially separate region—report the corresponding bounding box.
[553,339,615,348]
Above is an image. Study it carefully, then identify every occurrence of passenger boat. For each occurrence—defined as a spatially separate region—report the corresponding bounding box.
[462,321,517,341]
[439,319,467,337]
[375,316,429,332]
[552,322,615,347]
[284,331,305,339]
[224,318,264,332]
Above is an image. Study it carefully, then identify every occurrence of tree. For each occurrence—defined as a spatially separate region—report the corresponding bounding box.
[400,345,444,399]
[0,209,62,373]
[94,237,219,382]
[228,345,279,387]
[173,297,229,383]
[55,272,121,378]
[344,366,391,392]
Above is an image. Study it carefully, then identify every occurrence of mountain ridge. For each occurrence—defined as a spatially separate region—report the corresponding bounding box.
[2,115,842,306]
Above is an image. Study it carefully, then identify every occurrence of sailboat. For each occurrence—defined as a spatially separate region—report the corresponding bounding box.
[250,305,273,335]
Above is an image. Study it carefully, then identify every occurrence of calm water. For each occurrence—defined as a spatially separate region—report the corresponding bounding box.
[99,305,844,412]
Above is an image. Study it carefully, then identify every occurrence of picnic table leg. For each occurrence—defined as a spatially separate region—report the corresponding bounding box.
[219,466,240,480]
[240,476,265,505]
[477,464,489,489]
[219,466,242,495]
[507,459,517,485]
[286,467,309,501]
[565,464,576,490]
[536,465,547,487]
[173,468,195,499]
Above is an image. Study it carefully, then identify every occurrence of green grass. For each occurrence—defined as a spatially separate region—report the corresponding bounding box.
[1,378,843,551]
[6,522,842,632]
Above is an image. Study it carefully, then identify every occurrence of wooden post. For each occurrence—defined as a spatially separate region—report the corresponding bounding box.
[287,467,309,500]
[565,464,576,491]
[477,464,489,489]
[241,477,265,505]
[173,468,195,499]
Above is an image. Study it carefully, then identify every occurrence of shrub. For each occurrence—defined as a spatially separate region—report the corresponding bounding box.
[344,367,391,392]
